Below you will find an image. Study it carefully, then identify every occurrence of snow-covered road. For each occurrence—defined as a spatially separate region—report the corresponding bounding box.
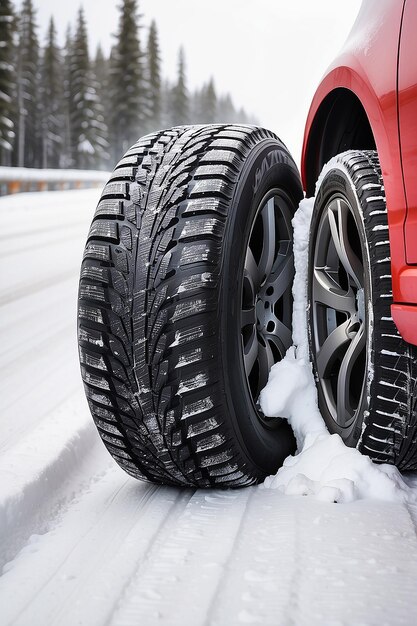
[1,188,417,626]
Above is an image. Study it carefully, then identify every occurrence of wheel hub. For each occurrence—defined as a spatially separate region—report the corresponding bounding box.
[256,292,278,334]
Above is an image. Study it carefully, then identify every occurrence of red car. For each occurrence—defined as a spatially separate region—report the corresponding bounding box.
[78,0,417,487]
[302,0,417,468]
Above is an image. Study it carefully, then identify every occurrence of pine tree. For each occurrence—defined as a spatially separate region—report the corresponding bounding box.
[171,47,188,125]
[68,8,109,169]
[0,0,16,166]
[189,86,204,124]
[146,19,161,132]
[61,25,73,168]
[40,17,64,168]
[160,78,173,128]
[217,93,236,123]
[109,0,146,160]
[94,44,111,140]
[94,44,109,101]
[201,78,217,123]
[237,106,249,124]
[15,0,41,167]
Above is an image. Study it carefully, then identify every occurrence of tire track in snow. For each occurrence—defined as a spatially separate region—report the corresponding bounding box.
[108,489,253,626]
[0,227,89,259]
[0,220,88,242]
[1,221,84,449]
[209,491,417,626]
[48,487,195,626]
[0,338,82,453]
[0,269,76,307]
[202,489,254,626]
[1,285,75,363]
[1,320,73,376]
[209,487,297,626]
[0,477,192,626]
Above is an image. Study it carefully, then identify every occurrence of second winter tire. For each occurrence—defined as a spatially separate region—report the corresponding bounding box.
[78,124,303,487]
[308,149,417,470]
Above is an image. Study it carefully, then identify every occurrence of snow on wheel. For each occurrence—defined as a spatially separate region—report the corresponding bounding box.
[78,124,303,487]
[308,149,417,469]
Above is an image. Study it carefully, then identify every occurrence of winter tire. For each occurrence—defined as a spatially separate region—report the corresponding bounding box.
[78,124,303,487]
[308,149,417,470]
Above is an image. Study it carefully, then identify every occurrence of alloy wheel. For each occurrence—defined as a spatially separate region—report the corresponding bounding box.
[240,190,294,422]
[311,195,367,428]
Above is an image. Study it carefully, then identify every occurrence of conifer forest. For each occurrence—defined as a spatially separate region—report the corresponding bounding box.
[0,0,256,170]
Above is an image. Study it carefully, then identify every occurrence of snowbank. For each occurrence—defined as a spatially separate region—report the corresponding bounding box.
[260,198,415,504]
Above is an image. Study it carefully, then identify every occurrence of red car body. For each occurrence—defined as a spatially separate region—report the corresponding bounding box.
[301,0,417,346]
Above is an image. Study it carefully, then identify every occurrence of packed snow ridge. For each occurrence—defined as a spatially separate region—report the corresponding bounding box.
[260,198,415,504]
[0,166,109,182]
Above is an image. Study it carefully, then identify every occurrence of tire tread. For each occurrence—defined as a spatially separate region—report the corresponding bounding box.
[78,124,287,487]
[327,150,417,470]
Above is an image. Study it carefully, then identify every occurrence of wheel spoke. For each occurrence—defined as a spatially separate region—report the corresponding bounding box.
[311,193,369,430]
[269,316,292,352]
[259,198,276,281]
[268,252,294,302]
[265,332,287,360]
[328,200,364,288]
[336,323,366,425]
[316,319,350,378]
[256,340,274,396]
[245,247,261,291]
[243,326,258,377]
[313,268,356,315]
[241,306,256,329]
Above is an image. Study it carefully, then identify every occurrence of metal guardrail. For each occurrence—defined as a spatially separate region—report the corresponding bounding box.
[0,167,109,197]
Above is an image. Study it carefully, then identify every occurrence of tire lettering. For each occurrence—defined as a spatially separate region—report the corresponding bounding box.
[253,151,284,193]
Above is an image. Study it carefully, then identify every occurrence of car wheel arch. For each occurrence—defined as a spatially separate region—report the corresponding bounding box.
[302,87,376,196]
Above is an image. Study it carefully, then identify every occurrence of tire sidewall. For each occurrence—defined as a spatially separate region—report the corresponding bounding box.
[220,140,302,475]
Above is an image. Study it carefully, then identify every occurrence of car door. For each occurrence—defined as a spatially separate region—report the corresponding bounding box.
[399,0,417,264]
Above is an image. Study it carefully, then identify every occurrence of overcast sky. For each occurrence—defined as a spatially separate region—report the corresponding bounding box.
[31,0,362,166]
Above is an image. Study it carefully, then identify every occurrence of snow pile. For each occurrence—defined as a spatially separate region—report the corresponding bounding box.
[263,429,412,503]
[260,198,415,503]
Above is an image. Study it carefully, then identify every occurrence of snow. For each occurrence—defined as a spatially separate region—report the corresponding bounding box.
[260,198,326,445]
[78,138,96,154]
[264,432,414,503]
[1,188,417,625]
[260,198,416,504]
[0,165,109,182]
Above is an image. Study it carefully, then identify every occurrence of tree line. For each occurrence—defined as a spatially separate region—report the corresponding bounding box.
[0,0,256,170]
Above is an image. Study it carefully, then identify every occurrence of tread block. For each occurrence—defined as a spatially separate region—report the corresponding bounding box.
[101,182,129,197]
[88,220,118,242]
[95,199,124,217]
[179,217,224,240]
[83,243,111,262]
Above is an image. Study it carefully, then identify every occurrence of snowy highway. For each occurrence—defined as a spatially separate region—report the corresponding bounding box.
[1,188,417,626]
